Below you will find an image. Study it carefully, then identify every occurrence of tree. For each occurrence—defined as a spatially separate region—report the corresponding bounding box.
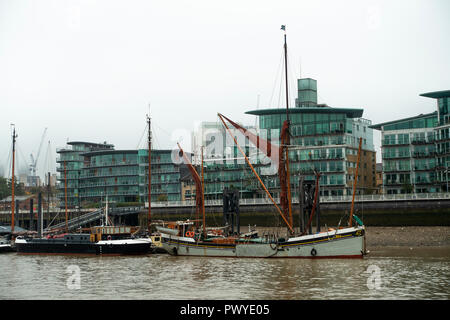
[0,176,25,199]
[401,182,413,194]
[156,194,168,202]
[7,177,25,197]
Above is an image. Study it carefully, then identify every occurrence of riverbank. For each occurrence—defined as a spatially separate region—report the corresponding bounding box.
[253,226,450,248]
[365,226,450,247]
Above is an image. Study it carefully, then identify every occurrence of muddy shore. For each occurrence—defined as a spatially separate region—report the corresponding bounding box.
[253,226,450,248]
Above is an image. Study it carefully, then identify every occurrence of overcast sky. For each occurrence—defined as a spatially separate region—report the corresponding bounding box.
[1,0,449,179]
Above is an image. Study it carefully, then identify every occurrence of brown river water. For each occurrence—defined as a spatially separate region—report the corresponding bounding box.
[0,247,449,300]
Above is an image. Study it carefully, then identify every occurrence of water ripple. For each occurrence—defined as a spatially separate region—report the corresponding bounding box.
[1,248,449,300]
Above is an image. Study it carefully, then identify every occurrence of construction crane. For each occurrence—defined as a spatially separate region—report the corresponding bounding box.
[29,128,47,186]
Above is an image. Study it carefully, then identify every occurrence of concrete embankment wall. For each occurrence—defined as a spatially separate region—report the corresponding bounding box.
[149,199,450,227]
[2,199,448,231]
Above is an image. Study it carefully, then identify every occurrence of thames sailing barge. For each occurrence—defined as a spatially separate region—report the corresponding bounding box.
[159,136,366,258]
[159,26,366,258]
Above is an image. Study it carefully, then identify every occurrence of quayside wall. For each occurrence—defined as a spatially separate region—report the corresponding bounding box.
[1,195,449,230]
[149,197,450,227]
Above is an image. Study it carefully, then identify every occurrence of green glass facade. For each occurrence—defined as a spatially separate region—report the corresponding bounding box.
[249,109,375,197]
[372,89,450,193]
[201,78,376,199]
[138,149,182,202]
[57,143,183,208]
[56,142,114,208]
[79,150,140,205]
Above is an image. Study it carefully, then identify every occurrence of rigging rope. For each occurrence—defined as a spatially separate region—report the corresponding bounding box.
[5,143,12,179]
[136,122,148,149]
[268,51,284,108]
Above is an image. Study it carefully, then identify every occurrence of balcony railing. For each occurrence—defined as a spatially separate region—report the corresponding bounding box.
[145,192,450,207]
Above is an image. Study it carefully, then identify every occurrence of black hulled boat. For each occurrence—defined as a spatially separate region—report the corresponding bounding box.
[15,225,152,256]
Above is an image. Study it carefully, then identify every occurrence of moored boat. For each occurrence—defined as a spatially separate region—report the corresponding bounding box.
[159,221,365,258]
[0,237,15,253]
[160,26,367,259]
[15,225,152,256]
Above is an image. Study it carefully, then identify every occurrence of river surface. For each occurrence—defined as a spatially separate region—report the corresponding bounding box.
[0,247,449,300]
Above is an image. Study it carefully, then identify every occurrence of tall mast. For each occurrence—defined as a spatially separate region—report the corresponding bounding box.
[11,125,17,235]
[105,195,109,226]
[283,25,289,122]
[64,161,68,233]
[201,146,206,238]
[147,114,152,233]
[349,137,363,227]
[281,25,293,230]
[47,172,51,217]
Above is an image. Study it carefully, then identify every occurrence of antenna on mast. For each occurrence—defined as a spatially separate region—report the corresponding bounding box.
[281,24,289,122]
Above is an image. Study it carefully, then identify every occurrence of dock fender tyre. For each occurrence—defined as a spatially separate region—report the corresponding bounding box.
[311,248,317,256]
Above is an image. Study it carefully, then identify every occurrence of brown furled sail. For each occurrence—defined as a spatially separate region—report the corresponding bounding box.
[217,113,279,162]
[217,113,290,220]
[217,116,293,232]
[279,119,292,228]
[177,143,205,237]
[218,113,295,234]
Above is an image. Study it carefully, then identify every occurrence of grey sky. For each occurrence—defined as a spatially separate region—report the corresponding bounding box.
[1,0,449,179]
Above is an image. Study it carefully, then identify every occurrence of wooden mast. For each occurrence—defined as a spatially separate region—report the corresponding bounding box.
[349,137,363,227]
[64,161,68,233]
[11,125,17,235]
[201,146,206,238]
[216,26,297,235]
[282,25,294,230]
[147,114,152,233]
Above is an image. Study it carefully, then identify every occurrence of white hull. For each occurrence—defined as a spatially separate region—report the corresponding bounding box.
[0,243,15,253]
[96,238,152,246]
[161,226,366,258]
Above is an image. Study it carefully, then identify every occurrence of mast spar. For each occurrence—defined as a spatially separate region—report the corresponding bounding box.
[201,146,206,236]
[11,125,17,236]
[349,137,363,227]
[64,161,68,233]
[147,113,152,233]
[216,26,299,236]
[281,25,294,230]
